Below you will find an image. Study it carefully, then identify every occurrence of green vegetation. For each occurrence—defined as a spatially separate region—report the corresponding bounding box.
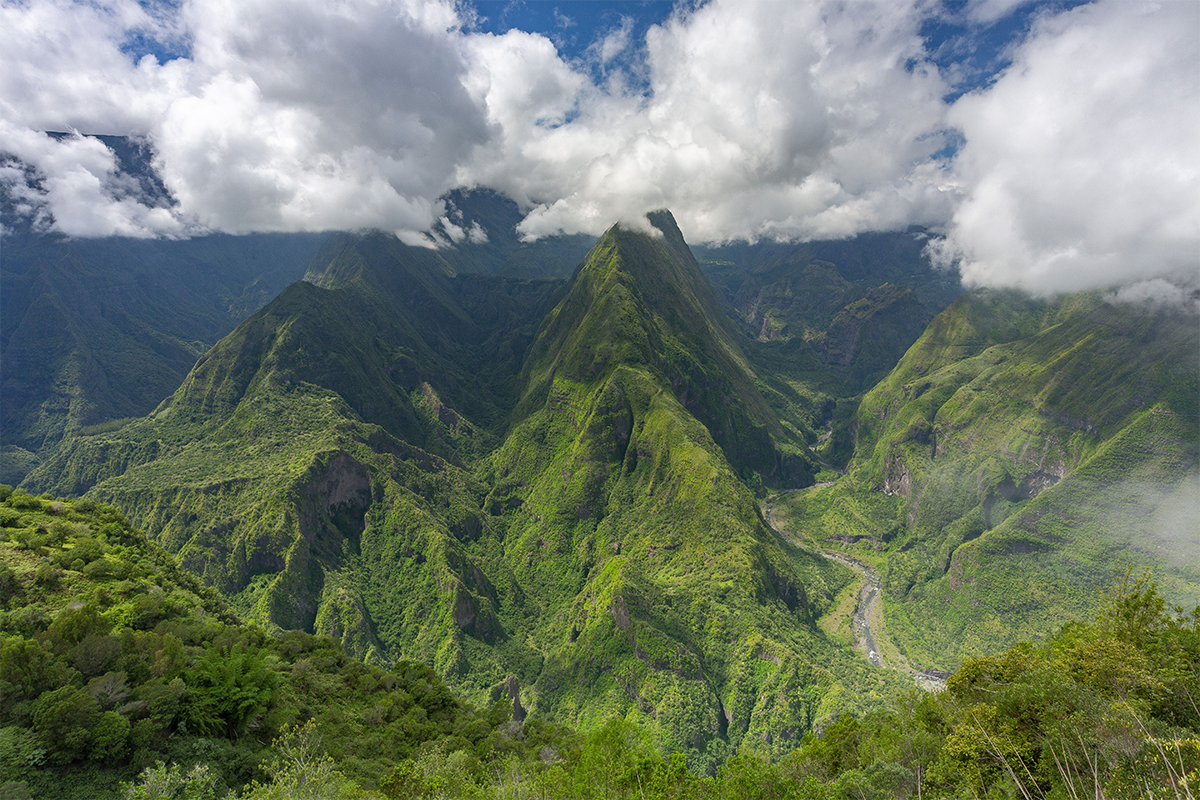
[17,203,1195,791]
[110,568,1200,800]
[0,488,571,799]
[0,187,587,488]
[781,289,1200,670]
[696,231,963,461]
[23,214,910,765]
[7,125,1198,798]
[477,213,886,761]
[0,231,327,482]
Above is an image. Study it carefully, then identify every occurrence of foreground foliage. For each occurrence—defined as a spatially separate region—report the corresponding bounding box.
[0,489,564,799]
[124,568,1197,799]
[3,486,1193,798]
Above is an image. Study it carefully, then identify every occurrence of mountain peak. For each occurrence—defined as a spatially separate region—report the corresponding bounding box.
[518,209,807,486]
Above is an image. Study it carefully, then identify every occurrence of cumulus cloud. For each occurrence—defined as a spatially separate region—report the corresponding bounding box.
[0,123,189,237]
[929,0,1200,295]
[0,0,1194,291]
[1,0,957,242]
[1,0,485,239]
[590,16,634,67]
[462,0,955,243]
[0,0,185,135]
[155,0,486,236]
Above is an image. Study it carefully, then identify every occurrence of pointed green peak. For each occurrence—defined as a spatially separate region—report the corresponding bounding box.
[303,230,461,313]
[644,208,692,256]
[517,208,808,486]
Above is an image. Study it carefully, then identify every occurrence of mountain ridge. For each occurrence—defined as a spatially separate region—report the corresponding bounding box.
[776,289,1200,669]
[24,213,894,764]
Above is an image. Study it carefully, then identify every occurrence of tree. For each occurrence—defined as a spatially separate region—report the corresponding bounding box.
[30,686,98,764]
[242,721,372,800]
[122,762,222,800]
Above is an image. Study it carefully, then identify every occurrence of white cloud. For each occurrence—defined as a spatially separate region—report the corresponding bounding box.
[0,0,1193,296]
[153,0,487,235]
[0,123,189,237]
[1,0,953,242]
[1,0,484,238]
[1107,279,1200,315]
[591,16,634,66]
[0,0,185,135]
[963,0,1035,25]
[461,0,954,243]
[929,0,1200,295]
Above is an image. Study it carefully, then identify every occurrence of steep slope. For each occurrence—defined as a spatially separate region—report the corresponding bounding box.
[0,153,577,490]
[695,232,964,465]
[24,233,563,690]
[0,487,539,799]
[510,211,810,487]
[779,290,1200,669]
[481,212,873,760]
[0,232,326,483]
[25,214,888,766]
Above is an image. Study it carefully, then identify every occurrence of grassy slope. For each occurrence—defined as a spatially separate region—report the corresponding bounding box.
[780,290,1200,670]
[0,487,526,799]
[482,214,882,760]
[0,234,326,477]
[23,218,898,765]
[23,238,564,700]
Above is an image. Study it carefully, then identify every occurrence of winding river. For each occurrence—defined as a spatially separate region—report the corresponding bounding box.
[764,492,946,691]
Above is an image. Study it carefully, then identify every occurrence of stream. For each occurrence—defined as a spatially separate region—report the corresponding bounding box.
[763,492,946,691]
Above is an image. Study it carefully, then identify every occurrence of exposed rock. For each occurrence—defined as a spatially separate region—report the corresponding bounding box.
[505,674,526,722]
[611,595,631,630]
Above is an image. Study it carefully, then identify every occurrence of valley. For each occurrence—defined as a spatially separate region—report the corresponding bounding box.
[19,211,936,765]
[764,491,947,692]
[3,202,1197,797]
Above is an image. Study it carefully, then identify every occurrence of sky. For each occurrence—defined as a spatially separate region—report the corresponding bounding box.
[0,0,1197,296]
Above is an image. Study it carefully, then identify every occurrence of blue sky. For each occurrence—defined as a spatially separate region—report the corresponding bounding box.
[474,1,674,53]
[469,0,1090,99]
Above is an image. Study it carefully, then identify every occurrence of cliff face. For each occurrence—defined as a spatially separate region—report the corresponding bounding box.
[23,215,876,762]
[781,289,1200,669]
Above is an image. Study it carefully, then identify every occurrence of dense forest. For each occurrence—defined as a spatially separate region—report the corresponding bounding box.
[1,488,1195,798]
[4,195,1197,800]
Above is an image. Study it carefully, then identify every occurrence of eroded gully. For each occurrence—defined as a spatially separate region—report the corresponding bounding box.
[763,491,946,692]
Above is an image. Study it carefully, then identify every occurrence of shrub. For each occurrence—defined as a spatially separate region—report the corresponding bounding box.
[84,557,117,580]
[121,761,222,800]
[32,565,58,589]
[0,726,45,780]
[183,644,277,739]
[6,494,39,512]
[90,710,131,762]
[47,605,112,647]
[0,565,20,607]
[31,686,99,764]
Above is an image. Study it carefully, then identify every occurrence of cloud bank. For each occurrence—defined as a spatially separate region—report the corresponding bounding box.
[1,0,1196,295]
[0,0,955,244]
[466,0,954,244]
[929,0,1200,294]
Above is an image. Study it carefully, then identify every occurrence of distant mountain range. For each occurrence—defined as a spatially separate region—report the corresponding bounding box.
[5,134,1197,767]
[21,212,923,761]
